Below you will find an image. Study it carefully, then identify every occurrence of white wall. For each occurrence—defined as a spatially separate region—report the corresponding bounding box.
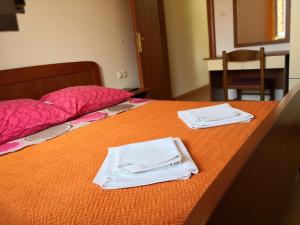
[164,0,210,97]
[289,0,300,89]
[214,0,290,56]
[0,0,139,89]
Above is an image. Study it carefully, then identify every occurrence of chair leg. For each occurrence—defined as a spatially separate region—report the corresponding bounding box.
[237,89,242,100]
[270,87,275,100]
[260,90,265,101]
[224,88,228,101]
[268,80,276,101]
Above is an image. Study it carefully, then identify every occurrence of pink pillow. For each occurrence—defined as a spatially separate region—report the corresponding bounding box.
[40,86,133,118]
[0,99,71,145]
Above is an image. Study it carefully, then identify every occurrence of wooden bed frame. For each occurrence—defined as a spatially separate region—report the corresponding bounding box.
[185,84,300,225]
[0,61,102,100]
[1,62,300,225]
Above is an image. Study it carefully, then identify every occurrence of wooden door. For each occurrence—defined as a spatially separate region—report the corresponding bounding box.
[129,0,172,99]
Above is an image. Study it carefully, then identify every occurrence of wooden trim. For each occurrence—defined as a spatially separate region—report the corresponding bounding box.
[184,82,300,224]
[233,0,238,49]
[234,39,290,48]
[285,0,291,42]
[174,85,209,100]
[158,0,172,99]
[128,0,144,88]
[284,54,290,93]
[273,0,278,39]
[207,0,217,58]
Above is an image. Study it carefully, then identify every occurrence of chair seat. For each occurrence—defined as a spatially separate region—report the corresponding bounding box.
[227,84,260,89]
[228,78,274,90]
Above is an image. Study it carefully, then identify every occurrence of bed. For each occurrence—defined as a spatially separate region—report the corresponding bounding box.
[0,61,299,225]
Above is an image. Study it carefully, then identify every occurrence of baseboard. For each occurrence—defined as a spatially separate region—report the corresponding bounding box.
[174,85,210,100]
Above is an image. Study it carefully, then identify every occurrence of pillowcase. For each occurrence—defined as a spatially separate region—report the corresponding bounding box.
[0,99,71,145]
[40,85,133,118]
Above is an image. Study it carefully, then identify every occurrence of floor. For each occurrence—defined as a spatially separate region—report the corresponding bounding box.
[176,86,300,225]
[175,85,211,101]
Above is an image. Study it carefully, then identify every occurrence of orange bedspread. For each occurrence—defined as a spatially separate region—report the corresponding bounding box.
[0,101,277,225]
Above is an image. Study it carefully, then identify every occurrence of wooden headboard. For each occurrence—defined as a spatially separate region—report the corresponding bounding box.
[0,61,102,100]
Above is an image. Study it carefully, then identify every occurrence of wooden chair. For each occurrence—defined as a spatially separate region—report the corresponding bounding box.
[222,47,275,101]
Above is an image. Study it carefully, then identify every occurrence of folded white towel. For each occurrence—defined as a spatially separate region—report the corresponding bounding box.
[178,103,254,129]
[93,138,199,189]
[187,103,239,122]
[113,137,182,174]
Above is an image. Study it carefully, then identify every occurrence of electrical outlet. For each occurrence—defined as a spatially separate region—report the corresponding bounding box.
[117,72,123,79]
[122,70,128,78]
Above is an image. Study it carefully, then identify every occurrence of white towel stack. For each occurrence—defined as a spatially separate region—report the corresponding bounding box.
[93,137,198,189]
[178,103,254,129]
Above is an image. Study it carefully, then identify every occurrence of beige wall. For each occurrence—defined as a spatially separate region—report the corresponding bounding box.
[0,0,139,89]
[164,0,210,97]
[0,0,211,96]
[289,0,300,89]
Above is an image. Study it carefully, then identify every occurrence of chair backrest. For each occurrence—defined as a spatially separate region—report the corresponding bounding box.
[222,47,265,101]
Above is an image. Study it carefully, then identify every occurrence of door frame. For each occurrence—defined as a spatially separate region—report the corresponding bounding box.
[129,0,145,88]
[207,0,217,58]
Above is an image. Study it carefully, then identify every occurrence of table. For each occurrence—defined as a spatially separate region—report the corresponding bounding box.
[204,51,289,101]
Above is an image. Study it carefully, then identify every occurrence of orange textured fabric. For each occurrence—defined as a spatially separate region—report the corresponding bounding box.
[0,101,278,225]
